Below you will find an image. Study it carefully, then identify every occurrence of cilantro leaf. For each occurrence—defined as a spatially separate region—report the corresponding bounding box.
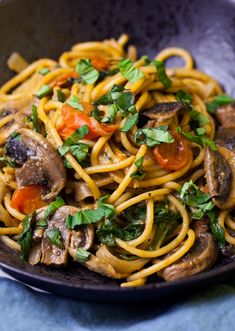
[46,227,64,249]
[152,60,172,88]
[180,180,215,219]
[76,59,99,84]
[63,125,89,146]
[207,210,225,248]
[134,125,174,147]
[206,95,235,114]
[57,90,66,102]
[0,156,17,168]
[18,212,36,261]
[66,196,116,229]
[37,197,65,228]
[39,68,50,75]
[119,58,144,83]
[76,247,91,263]
[36,84,52,99]
[177,127,217,151]
[31,105,41,133]
[120,113,139,132]
[130,156,146,180]
[67,95,84,110]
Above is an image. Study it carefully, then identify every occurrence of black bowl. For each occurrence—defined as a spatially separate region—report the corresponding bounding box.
[1,0,235,302]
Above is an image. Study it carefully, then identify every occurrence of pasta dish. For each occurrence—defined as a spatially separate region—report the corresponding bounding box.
[0,34,234,287]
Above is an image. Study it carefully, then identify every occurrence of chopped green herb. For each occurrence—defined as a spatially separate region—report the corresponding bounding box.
[176,90,208,126]
[57,90,66,102]
[151,60,172,88]
[67,95,84,110]
[63,125,89,146]
[196,127,206,135]
[96,219,144,246]
[70,143,89,163]
[66,195,115,229]
[118,58,144,83]
[76,59,99,84]
[76,247,91,263]
[207,210,225,248]
[120,113,139,132]
[180,180,215,219]
[101,104,119,123]
[206,95,235,114]
[37,197,65,228]
[130,156,146,180]
[134,125,174,148]
[0,156,17,168]
[36,84,52,99]
[46,227,64,249]
[18,212,36,261]
[177,127,217,151]
[10,131,21,139]
[39,68,50,75]
[31,105,41,133]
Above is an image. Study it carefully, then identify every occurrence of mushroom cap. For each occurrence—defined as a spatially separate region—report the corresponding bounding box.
[6,128,66,201]
[158,220,218,281]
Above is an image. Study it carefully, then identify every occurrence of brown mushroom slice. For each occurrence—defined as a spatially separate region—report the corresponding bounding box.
[40,206,94,266]
[158,221,218,281]
[205,145,235,209]
[5,128,66,200]
[216,103,235,129]
[74,181,94,202]
[141,102,184,127]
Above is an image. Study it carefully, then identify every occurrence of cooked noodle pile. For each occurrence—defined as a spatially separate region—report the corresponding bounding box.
[1,34,234,287]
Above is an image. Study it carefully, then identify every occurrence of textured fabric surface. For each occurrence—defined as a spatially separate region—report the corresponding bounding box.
[0,275,235,331]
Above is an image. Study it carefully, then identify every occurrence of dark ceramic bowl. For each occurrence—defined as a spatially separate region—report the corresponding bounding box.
[1,0,235,302]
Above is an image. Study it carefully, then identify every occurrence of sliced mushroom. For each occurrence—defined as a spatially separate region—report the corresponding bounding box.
[5,128,66,200]
[74,181,94,202]
[39,206,94,266]
[216,103,235,129]
[205,135,235,209]
[141,102,184,127]
[158,220,218,281]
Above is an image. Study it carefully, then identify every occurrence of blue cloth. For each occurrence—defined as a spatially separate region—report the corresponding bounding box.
[0,277,235,331]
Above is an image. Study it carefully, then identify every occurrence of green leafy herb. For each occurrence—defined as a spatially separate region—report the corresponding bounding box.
[90,107,102,121]
[0,156,17,168]
[101,103,119,123]
[134,125,174,147]
[37,197,65,228]
[18,212,36,261]
[66,195,116,229]
[206,95,235,114]
[196,127,206,135]
[207,210,225,248]
[76,247,91,263]
[175,90,192,104]
[10,131,21,139]
[36,84,52,99]
[176,90,209,126]
[67,95,84,110]
[76,59,99,84]
[95,85,136,119]
[46,227,64,249]
[118,58,144,83]
[63,125,89,146]
[151,60,172,88]
[96,219,144,246]
[177,127,217,151]
[70,143,89,163]
[120,113,139,132]
[31,105,41,133]
[151,200,180,250]
[39,68,50,75]
[57,90,66,102]
[130,156,146,180]
[180,180,215,219]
